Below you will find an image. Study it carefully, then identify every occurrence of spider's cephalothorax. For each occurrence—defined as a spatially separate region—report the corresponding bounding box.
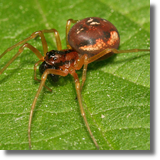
[39,49,79,83]
[45,49,79,70]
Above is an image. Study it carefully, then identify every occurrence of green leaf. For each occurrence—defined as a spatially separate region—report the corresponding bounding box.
[0,0,150,150]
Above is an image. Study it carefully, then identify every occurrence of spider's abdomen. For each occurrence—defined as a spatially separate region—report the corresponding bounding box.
[68,17,120,58]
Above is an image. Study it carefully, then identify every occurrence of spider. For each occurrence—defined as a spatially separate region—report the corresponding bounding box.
[0,17,150,150]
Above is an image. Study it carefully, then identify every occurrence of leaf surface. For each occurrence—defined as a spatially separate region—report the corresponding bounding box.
[0,0,150,150]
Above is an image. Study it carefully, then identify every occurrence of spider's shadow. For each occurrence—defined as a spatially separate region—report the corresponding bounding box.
[75,52,149,93]
[88,52,149,72]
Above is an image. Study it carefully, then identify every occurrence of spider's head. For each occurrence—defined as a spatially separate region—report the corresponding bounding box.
[45,50,65,66]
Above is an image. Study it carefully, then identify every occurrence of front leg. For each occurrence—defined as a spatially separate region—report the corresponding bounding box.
[0,43,44,75]
[34,60,52,92]
[28,69,68,149]
[0,30,48,60]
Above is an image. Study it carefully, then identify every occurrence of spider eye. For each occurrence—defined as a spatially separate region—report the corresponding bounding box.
[49,50,56,58]
[54,57,57,60]
[46,52,49,56]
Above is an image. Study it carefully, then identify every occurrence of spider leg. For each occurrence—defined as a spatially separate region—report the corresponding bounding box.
[0,28,63,75]
[41,29,62,51]
[74,54,89,92]
[28,68,68,149]
[0,43,44,75]
[34,60,52,92]
[88,48,150,64]
[66,19,78,49]
[0,30,48,60]
[70,71,99,150]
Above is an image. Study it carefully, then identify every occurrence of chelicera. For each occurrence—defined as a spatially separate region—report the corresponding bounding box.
[0,17,150,149]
